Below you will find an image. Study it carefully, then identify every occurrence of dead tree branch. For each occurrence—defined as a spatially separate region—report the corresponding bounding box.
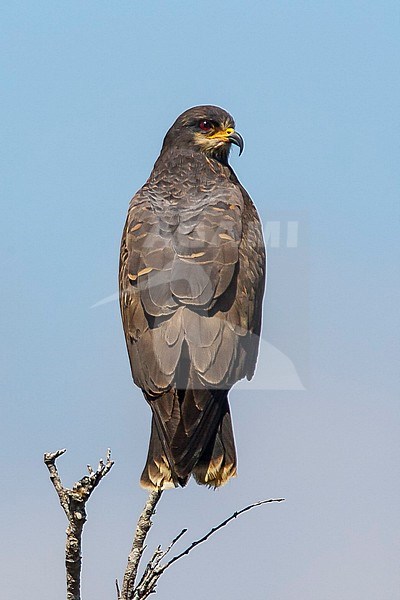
[119,494,285,600]
[163,497,285,570]
[44,448,114,600]
[119,489,163,600]
[45,449,283,599]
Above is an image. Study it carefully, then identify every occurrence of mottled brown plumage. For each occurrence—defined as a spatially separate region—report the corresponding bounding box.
[119,106,265,489]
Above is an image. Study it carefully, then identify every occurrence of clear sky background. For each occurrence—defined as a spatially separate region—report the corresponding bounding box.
[1,2,399,599]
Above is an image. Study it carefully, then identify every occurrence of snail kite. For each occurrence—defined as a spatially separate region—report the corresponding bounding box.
[119,106,265,489]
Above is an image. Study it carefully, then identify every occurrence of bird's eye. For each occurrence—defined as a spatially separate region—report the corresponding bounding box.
[198,120,213,132]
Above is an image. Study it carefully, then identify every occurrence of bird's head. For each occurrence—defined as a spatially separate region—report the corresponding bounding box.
[161,105,244,163]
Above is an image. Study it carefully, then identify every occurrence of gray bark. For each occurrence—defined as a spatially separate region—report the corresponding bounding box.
[44,448,114,600]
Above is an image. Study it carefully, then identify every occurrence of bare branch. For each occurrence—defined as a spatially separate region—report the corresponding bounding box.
[129,496,285,599]
[162,497,285,571]
[116,579,121,599]
[162,528,188,558]
[44,448,114,600]
[119,489,163,600]
[46,448,283,600]
[44,449,70,516]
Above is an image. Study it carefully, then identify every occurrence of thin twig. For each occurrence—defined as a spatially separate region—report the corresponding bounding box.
[129,496,285,599]
[44,448,114,600]
[162,528,188,558]
[163,497,285,570]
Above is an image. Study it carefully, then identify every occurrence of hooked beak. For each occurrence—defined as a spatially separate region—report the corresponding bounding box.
[227,130,244,156]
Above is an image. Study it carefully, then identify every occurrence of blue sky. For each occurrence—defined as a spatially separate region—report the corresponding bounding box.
[1,2,399,599]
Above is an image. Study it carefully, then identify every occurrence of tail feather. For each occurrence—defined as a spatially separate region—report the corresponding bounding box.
[140,388,237,490]
[170,387,222,477]
[192,406,237,488]
[140,416,184,489]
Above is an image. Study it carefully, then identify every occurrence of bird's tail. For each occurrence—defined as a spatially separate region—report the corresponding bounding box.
[140,388,237,490]
[140,415,178,489]
[192,407,237,487]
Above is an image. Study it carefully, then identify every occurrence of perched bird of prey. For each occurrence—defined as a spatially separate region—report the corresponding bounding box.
[119,106,265,489]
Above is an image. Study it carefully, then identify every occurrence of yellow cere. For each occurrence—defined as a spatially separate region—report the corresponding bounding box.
[208,127,235,140]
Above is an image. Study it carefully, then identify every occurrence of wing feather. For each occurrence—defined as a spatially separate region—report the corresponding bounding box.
[119,169,265,397]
